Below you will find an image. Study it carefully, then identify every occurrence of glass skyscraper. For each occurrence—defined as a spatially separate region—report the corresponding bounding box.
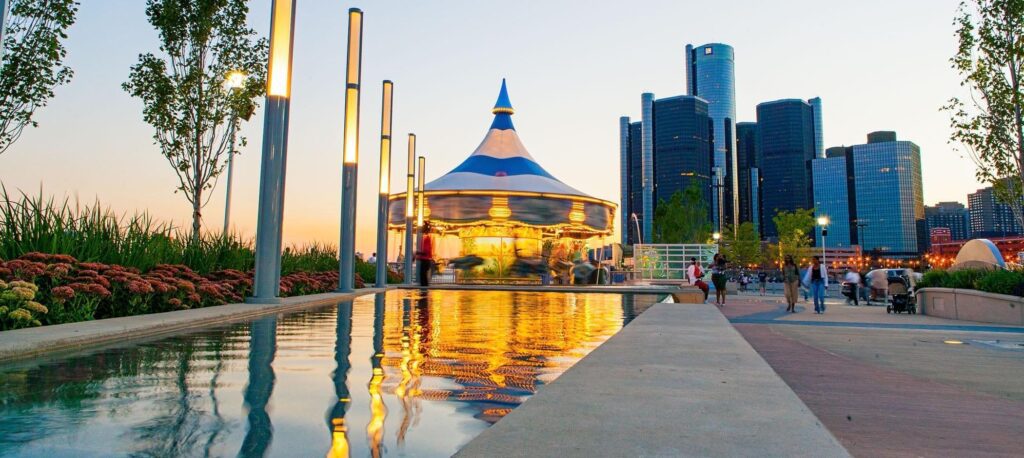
[755,99,818,238]
[851,133,925,256]
[812,155,853,248]
[686,43,737,231]
[736,121,759,231]
[620,95,713,245]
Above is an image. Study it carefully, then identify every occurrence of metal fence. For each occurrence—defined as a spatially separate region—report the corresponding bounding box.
[634,244,718,282]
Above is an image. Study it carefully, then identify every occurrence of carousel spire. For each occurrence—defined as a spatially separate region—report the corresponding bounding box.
[492,78,514,114]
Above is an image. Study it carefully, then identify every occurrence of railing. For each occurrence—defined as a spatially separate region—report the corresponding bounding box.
[633,244,718,283]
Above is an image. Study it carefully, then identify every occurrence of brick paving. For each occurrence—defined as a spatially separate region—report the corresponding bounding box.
[722,296,1024,457]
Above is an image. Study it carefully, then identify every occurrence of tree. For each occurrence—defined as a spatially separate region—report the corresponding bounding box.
[123,0,267,239]
[720,221,763,267]
[0,0,78,156]
[945,0,1024,229]
[652,182,712,244]
[769,208,815,265]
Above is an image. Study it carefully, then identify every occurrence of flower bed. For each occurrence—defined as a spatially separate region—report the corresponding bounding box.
[0,252,370,331]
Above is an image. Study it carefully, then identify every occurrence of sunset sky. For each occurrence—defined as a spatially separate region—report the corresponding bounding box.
[1,0,976,256]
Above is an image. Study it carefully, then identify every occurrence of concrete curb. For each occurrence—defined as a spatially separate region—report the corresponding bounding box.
[0,288,384,364]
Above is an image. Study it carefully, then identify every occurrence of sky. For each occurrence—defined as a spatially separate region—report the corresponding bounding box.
[0,0,978,256]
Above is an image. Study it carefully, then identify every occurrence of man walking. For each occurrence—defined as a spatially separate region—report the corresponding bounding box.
[803,256,828,314]
[844,269,861,306]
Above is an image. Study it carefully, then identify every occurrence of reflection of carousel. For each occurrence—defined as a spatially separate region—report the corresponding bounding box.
[389,80,616,279]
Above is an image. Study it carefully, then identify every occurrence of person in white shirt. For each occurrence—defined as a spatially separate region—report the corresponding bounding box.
[685,257,708,302]
[802,256,829,314]
[368,252,377,264]
[844,270,861,306]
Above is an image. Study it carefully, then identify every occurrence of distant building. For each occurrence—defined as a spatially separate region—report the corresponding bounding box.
[968,185,1023,237]
[812,153,854,248]
[755,98,821,238]
[925,201,970,241]
[620,94,713,245]
[850,132,926,256]
[736,121,759,232]
[686,43,737,231]
[930,227,952,245]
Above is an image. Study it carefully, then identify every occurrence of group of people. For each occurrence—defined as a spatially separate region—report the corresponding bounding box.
[687,254,831,314]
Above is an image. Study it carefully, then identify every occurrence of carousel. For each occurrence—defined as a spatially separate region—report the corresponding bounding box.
[389,80,616,280]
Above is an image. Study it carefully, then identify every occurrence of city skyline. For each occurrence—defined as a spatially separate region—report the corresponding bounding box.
[0,0,978,254]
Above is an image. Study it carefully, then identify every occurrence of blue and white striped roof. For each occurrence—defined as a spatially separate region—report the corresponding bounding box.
[425,79,590,197]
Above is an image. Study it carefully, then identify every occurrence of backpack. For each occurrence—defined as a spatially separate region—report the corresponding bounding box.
[693,265,703,279]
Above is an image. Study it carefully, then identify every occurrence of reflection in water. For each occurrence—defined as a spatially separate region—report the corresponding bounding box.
[366,294,388,458]
[0,291,658,457]
[240,316,278,457]
[327,301,354,458]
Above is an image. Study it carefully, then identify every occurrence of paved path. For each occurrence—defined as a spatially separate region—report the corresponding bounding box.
[457,302,848,458]
[725,295,1024,457]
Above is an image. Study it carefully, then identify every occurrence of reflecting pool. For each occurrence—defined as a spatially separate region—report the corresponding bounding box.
[0,290,659,457]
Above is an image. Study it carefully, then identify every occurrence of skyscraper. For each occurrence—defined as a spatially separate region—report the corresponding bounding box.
[812,153,854,248]
[851,132,926,256]
[686,43,737,231]
[620,94,712,245]
[736,121,759,231]
[968,185,1023,237]
[755,99,819,238]
[925,202,970,241]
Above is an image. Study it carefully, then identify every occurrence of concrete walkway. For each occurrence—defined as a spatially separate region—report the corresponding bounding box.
[456,302,849,457]
[0,289,381,363]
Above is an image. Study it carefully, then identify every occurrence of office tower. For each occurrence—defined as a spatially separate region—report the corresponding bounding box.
[925,202,970,241]
[641,93,655,243]
[652,96,713,206]
[686,43,737,231]
[850,132,926,256]
[812,154,854,248]
[755,99,818,238]
[620,119,644,245]
[736,121,759,231]
[620,95,713,245]
[968,185,1023,237]
[809,97,824,158]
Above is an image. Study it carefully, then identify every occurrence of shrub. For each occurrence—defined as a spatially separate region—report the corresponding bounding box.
[918,270,950,289]
[974,269,1024,296]
[948,269,986,289]
[920,268,1024,297]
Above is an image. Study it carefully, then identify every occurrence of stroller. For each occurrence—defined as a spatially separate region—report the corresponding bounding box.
[886,276,916,314]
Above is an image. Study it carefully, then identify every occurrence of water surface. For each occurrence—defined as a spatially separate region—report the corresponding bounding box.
[0,290,657,457]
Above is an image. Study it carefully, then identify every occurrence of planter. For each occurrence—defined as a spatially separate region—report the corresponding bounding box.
[917,287,1024,326]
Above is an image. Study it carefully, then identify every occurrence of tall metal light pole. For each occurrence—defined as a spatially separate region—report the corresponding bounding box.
[403,134,416,284]
[337,8,364,293]
[250,0,296,303]
[222,70,246,236]
[414,156,426,281]
[817,216,830,266]
[375,80,394,288]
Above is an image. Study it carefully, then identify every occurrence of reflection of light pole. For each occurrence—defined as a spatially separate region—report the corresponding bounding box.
[222,70,246,236]
[403,134,415,284]
[251,0,296,303]
[817,216,829,266]
[631,212,642,245]
[375,81,393,288]
[337,8,364,293]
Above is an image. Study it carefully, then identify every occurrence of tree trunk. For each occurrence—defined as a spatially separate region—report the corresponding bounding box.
[193,185,202,243]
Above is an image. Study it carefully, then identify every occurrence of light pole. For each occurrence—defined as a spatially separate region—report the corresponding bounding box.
[222,70,246,236]
[403,134,416,284]
[250,0,296,303]
[375,81,394,288]
[817,216,829,266]
[414,156,426,274]
[337,8,364,293]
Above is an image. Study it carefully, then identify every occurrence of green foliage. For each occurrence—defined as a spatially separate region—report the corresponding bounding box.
[0,279,45,330]
[720,222,763,267]
[770,208,815,264]
[652,182,711,244]
[944,0,1024,230]
[919,268,1024,296]
[123,0,268,237]
[0,0,78,156]
[949,269,986,289]
[917,269,950,289]
[975,269,1024,296]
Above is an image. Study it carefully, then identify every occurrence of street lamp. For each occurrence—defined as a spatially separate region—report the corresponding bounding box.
[817,216,829,266]
[337,8,364,293]
[222,70,246,236]
[403,134,416,284]
[414,156,426,272]
[251,0,296,303]
[374,80,394,288]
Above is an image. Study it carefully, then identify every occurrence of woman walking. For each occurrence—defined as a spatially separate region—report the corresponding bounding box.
[415,221,435,287]
[802,256,828,314]
[782,256,800,313]
[710,253,728,307]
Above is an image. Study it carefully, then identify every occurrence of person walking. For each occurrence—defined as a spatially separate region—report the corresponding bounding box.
[710,253,728,307]
[803,256,828,314]
[687,257,709,302]
[757,270,768,296]
[782,256,801,313]
[415,222,434,287]
[844,269,861,306]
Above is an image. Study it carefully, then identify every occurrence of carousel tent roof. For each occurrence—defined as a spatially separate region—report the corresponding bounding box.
[424,79,591,197]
